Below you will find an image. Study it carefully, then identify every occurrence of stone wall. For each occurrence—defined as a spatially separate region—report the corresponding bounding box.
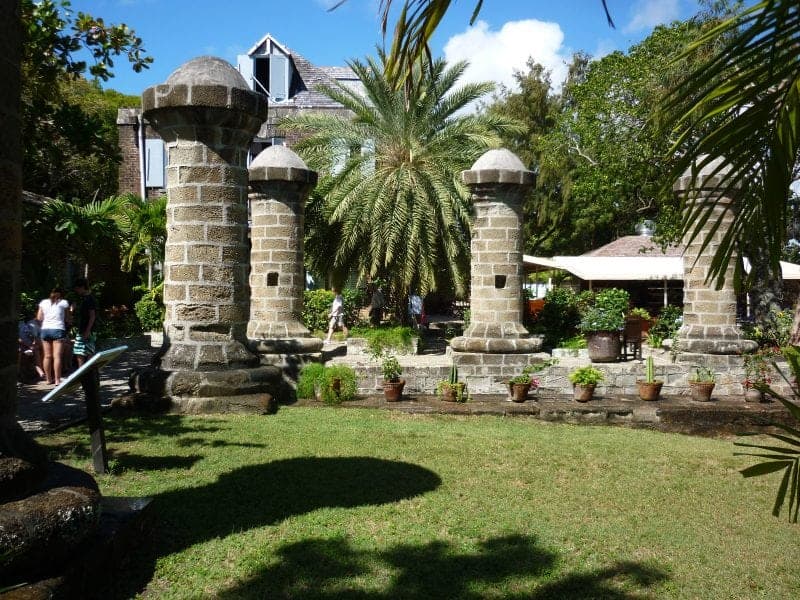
[116,107,165,199]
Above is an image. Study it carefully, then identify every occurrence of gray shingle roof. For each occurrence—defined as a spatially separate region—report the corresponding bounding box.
[583,235,683,257]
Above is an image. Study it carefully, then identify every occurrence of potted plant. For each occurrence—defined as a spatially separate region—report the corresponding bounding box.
[580,288,629,363]
[688,366,716,402]
[437,363,466,402]
[742,348,776,403]
[508,373,540,403]
[568,365,604,402]
[636,356,663,401]
[381,354,405,401]
[629,307,652,334]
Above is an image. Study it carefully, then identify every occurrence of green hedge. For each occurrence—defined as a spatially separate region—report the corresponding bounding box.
[297,363,358,404]
[302,288,365,333]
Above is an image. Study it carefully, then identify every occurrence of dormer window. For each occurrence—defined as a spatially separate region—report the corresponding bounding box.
[238,37,293,103]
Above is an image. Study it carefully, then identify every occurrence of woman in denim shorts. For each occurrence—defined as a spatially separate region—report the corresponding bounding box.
[37,287,70,385]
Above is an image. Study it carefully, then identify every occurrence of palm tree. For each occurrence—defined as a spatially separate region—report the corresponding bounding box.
[281,54,520,309]
[39,195,125,278]
[662,0,800,290]
[114,193,167,289]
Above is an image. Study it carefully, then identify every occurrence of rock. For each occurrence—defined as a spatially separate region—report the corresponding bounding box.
[0,486,101,585]
[0,457,43,504]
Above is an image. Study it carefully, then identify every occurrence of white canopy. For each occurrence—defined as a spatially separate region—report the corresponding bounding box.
[524,254,800,281]
[524,255,682,281]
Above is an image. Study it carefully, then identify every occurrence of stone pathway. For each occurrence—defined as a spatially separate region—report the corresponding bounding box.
[16,341,158,434]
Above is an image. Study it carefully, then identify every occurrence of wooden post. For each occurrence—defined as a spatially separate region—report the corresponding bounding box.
[82,367,108,474]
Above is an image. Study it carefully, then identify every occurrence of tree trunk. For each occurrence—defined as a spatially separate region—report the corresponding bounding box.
[0,0,47,469]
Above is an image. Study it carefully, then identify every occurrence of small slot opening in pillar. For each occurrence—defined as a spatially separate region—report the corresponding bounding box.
[267,272,279,286]
[494,275,506,289]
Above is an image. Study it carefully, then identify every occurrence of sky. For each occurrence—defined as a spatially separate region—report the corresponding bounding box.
[73,0,704,98]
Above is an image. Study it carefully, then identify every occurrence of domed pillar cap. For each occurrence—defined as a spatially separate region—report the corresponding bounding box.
[462,148,534,186]
[673,154,740,192]
[142,56,267,119]
[249,145,318,185]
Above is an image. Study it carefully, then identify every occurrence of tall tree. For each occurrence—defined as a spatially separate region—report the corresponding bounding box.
[281,54,520,307]
[21,0,150,200]
[661,0,799,331]
[370,0,613,89]
[114,194,167,289]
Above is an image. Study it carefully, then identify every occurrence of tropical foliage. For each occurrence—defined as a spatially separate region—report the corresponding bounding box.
[662,0,800,293]
[735,345,800,523]
[21,0,149,200]
[282,54,519,306]
[372,0,613,89]
[114,194,167,288]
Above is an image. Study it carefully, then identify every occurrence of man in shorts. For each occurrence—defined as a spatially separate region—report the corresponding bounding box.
[72,278,97,367]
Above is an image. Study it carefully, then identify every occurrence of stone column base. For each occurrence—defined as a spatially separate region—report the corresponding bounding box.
[129,365,281,414]
[249,337,324,354]
[676,325,757,355]
[256,351,323,404]
[450,335,543,354]
[452,350,551,394]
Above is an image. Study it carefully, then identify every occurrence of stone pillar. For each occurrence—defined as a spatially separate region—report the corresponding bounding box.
[142,56,267,371]
[135,56,281,412]
[247,145,322,354]
[674,157,756,354]
[451,149,540,354]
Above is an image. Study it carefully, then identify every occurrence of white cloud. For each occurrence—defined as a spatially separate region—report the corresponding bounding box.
[624,0,682,33]
[442,19,570,100]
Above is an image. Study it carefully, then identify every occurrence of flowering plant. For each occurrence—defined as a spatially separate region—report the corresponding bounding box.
[743,348,778,389]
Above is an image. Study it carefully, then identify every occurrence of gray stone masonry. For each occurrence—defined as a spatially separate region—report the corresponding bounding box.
[142,56,268,371]
[451,149,542,354]
[329,346,791,399]
[674,157,756,354]
[247,145,322,354]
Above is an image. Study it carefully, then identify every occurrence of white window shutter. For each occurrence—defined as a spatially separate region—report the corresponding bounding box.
[237,54,254,91]
[331,139,347,175]
[361,138,375,175]
[145,139,165,188]
[269,54,289,101]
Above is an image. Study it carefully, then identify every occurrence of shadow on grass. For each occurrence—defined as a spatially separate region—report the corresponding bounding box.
[110,456,442,598]
[214,535,666,599]
[43,415,264,469]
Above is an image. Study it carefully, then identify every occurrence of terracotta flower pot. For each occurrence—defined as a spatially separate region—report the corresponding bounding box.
[637,380,663,401]
[689,381,715,402]
[383,379,405,402]
[744,388,765,403]
[440,382,465,402]
[511,383,531,403]
[586,331,621,363]
[573,383,596,402]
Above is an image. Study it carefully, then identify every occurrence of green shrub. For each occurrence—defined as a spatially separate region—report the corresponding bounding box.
[297,363,326,399]
[580,288,630,332]
[557,335,587,349]
[302,288,365,333]
[649,304,683,340]
[534,287,583,348]
[134,294,164,332]
[297,363,358,404]
[92,304,142,339]
[302,289,335,333]
[320,364,358,404]
[744,307,793,348]
[350,325,418,355]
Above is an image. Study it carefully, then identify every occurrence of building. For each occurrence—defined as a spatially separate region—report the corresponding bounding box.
[117,34,362,198]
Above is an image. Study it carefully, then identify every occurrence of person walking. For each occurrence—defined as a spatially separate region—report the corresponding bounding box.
[325,288,348,343]
[37,287,70,385]
[72,278,97,368]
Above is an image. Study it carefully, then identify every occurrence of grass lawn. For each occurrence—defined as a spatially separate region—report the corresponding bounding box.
[39,408,798,599]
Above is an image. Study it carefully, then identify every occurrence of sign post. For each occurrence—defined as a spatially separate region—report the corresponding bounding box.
[42,345,128,474]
